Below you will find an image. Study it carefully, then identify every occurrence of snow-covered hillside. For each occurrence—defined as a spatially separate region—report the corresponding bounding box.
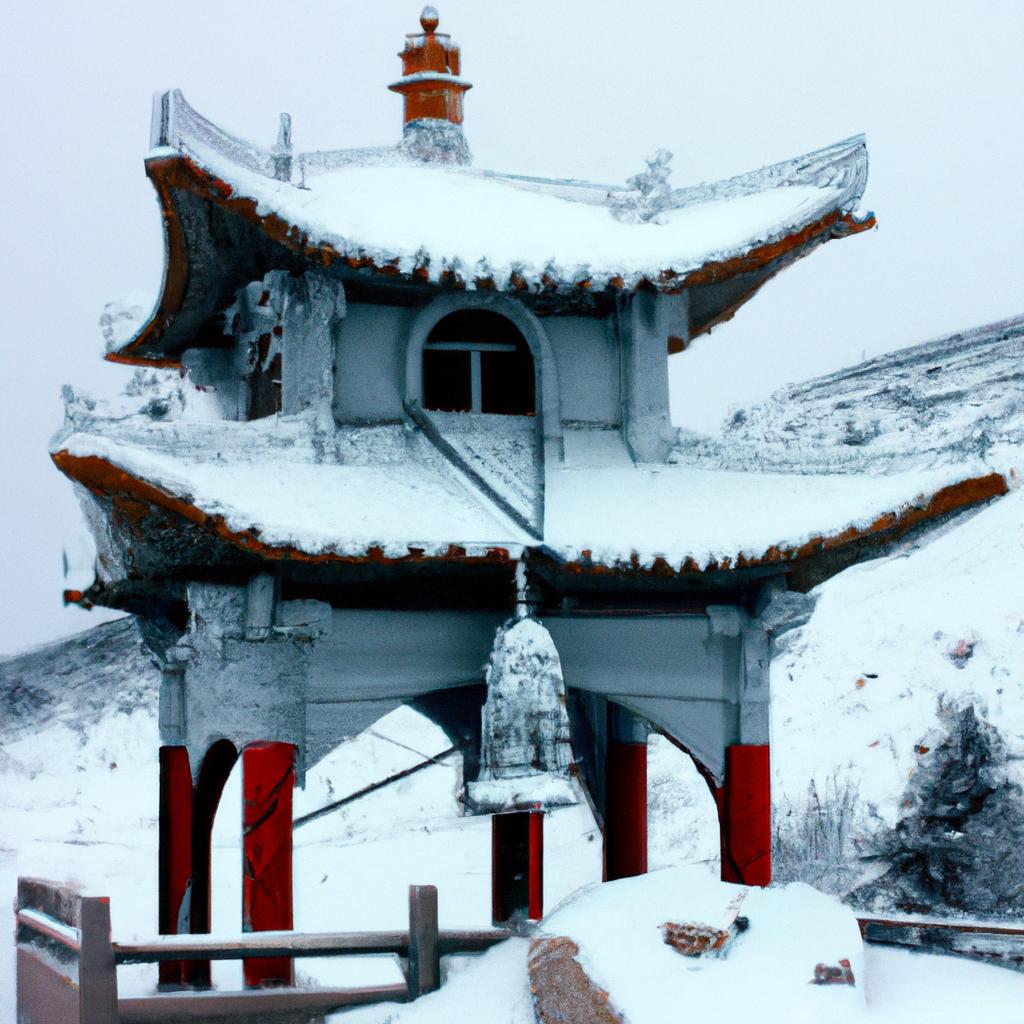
[676,313,1024,476]
[772,486,1024,909]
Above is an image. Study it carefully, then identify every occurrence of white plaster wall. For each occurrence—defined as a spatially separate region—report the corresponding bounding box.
[334,301,413,422]
[543,316,621,426]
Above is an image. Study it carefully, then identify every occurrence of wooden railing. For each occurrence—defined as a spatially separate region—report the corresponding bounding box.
[857,912,1024,972]
[16,877,510,1023]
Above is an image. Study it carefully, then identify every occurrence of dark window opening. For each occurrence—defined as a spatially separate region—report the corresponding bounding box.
[423,311,535,416]
[249,333,282,420]
[423,349,472,412]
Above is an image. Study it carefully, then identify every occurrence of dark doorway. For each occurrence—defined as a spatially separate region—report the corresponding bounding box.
[249,333,282,419]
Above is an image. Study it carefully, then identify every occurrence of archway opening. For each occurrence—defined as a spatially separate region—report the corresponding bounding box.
[647,734,722,876]
[423,310,535,416]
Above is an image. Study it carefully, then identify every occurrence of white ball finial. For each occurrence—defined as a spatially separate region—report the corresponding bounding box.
[420,6,439,32]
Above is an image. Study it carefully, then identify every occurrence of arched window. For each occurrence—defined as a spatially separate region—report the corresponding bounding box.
[422,310,535,415]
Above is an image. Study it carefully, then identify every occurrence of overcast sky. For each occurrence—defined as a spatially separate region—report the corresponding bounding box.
[1,1,1021,656]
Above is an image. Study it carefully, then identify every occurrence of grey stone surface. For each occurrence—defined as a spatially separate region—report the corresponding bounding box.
[398,118,472,166]
[334,302,412,423]
[163,582,331,780]
[477,617,573,780]
[543,611,770,782]
[619,290,682,463]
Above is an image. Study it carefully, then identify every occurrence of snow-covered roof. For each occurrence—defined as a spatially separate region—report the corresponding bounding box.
[52,356,1013,586]
[109,90,873,364]
[54,413,534,567]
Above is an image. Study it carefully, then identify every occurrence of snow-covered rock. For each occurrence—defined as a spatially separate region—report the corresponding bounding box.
[541,866,865,1024]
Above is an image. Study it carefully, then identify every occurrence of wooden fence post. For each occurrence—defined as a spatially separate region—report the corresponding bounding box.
[408,885,439,999]
[78,896,118,1024]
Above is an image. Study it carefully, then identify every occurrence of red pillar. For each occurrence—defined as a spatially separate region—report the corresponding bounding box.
[491,810,543,922]
[605,739,647,880]
[528,809,544,921]
[242,742,295,987]
[721,744,771,886]
[158,746,193,987]
[189,739,239,988]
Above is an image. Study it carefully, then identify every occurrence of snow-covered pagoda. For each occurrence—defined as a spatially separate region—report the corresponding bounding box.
[51,5,1010,988]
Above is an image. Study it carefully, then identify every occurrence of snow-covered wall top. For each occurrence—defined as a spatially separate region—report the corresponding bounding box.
[145,89,871,294]
[676,314,1024,476]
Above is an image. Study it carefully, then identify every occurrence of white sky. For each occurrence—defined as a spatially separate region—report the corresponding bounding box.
[1,0,1021,656]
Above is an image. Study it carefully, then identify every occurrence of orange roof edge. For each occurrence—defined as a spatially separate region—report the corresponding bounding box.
[51,448,515,569]
[52,448,1007,579]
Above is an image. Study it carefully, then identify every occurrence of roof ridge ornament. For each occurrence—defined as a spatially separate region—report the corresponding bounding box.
[389,7,473,165]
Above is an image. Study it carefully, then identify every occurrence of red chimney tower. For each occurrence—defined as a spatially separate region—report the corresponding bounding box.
[389,7,472,128]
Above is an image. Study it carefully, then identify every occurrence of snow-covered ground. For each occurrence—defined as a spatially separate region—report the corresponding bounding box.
[332,928,1024,1024]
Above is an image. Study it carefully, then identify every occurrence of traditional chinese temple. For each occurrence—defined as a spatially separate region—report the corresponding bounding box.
[51,5,1010,991]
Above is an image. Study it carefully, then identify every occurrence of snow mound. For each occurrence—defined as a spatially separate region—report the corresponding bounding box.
[543,866,865,1024]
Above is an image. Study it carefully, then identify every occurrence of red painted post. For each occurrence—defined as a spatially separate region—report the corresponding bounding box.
[528,809,544,921]
[189,739,239,989]
[605,739,647,880]
[722,744,771,887]
[242,742,296,987]
[491,811,536,923]
[158,746,193,987]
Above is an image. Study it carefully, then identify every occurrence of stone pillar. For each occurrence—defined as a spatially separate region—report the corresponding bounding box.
[619,290,684,464]
[721,743,771,886]
[242,742,296,987]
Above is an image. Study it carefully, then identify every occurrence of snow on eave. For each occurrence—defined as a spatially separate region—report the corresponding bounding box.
[49,447,525,569]
[51,440,1008,587]
[542,471,1009,584]
[108,90,874,363]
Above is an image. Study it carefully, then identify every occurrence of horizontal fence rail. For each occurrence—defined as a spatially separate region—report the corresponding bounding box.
[17,876,510,1024]
[857,913,1024,972]
[116,983,413,1023]
[111,927,508,963]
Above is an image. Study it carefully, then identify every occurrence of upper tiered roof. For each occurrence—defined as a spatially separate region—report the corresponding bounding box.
[107,6,874,365]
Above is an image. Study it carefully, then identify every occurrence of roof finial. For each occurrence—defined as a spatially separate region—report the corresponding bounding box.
[420,6,440,33]
[390,5,472,158]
